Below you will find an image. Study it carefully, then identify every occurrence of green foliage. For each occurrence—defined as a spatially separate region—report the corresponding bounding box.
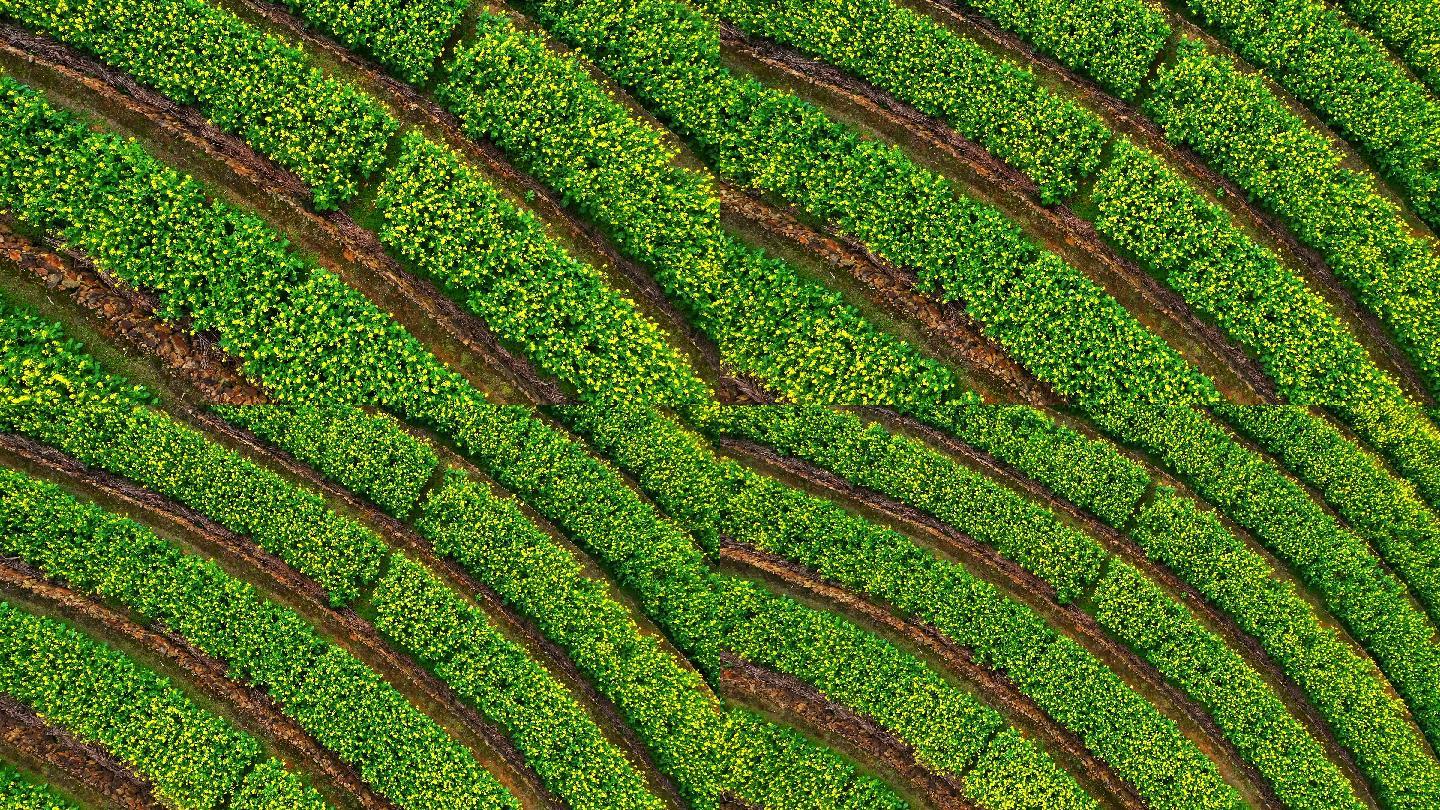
[216,404,439,518]
[1091,406,1440,756]
[1339,0,1440,94]
[510,0,1215,409]
[911,402,1151,526]
[274,0,471,84]
[0,0,395,208]
[564,405,1234,810]
[416,469,908,809]
[1172,0,1440,228]
[374,133,708,403]
[0,302,388,604]
[0,467,514,810]
[1145,39,1440,399]
[1133,490,1440,810]
[1221,405,1440,625]
[0,763,78,810]
[0,76,468,415]
[435,13,956,405]
[954,0,1169,98]
[689,0,1108,201]
[0,602,323,810]
[701,405,1107,602]
[372,555,663,810]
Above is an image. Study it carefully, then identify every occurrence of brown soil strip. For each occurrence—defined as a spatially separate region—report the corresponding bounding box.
[717,23,1279,406]
[718,651,976,810]
[225,0,764,404]
[716,184,1054,406]
[719,546,1136,810]
[872,408,1384,808]
[0,694,159,810]
[0,433,561,810]
[0,23,558,407]
[0,219,263,407]
[183,409,690,810]
[908,0,1433,403]
[714,442,1279,809]
[0,557,387,810]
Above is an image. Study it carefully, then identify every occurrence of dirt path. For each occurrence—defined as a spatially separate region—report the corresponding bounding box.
[0,24,556,407]
[908,0,1434,403]
[0,433,561,810]
[0,695,159,810]
[0,557,388,810]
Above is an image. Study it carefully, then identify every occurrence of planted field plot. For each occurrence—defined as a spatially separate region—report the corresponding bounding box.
[0,0,1437,807]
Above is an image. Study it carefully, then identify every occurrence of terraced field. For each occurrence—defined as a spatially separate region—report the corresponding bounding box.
[0,0,1437,807]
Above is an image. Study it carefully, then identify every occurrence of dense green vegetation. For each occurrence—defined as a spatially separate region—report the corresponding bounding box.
[0,764,80,810]
[564,405,1242,810]
[0,0,395,208]
[505,0,1215,409]
[0,602,326,810]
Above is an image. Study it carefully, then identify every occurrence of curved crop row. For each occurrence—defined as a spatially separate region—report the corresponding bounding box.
[1220,405,1440,626]
[0,467,521,810]
[431,12,955,404]
[0,763,79,810]
[1338,0,1440,94]
[8,0,719,405]
[499,0,1216,409]
[1178,0,1440,228]
[214,404,439,519]
[1092,406,1440,755]
[0,601,326,810]
[700,404,1372,810]
[1144,40,1440,401]
[562,405,1243,810]
[690,0,1440,514]
[226,403,913,810]
[910,403,1151,527]
[0,77,930,807]
[238,0,959,404]
[1133,490,1440,810]
[1,0,395,208]
[0,303,693,810]
[373,132,709,403]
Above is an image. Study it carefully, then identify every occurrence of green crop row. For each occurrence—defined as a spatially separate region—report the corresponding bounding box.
[0,79,932,806]
[0,764,77,810]
[954,0,1168,98]
[0,305,676,810]
[0,300,388,603]
[687,0,1109,201]
[690,0,1440,514]
[0,468,516,810]
[1,0,395,209]
[1178,0,1440,228]
[1144,40,1440,400]
[417,464,1083,810]
[1133,490,1440,810]
[213,404,439,519]
[373,132,709,403]
[1092,406,1440,756]
[563,405,1240,810]
[271,0,470,84]
[508,0,1216,409]
[231,404,916,808]
[910,403,1151,527]
[699,405,1364,810]
[1219,405,1440,625]
[0,601,326,810]
[432,12,955,404]
[1339,0,1440,94]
